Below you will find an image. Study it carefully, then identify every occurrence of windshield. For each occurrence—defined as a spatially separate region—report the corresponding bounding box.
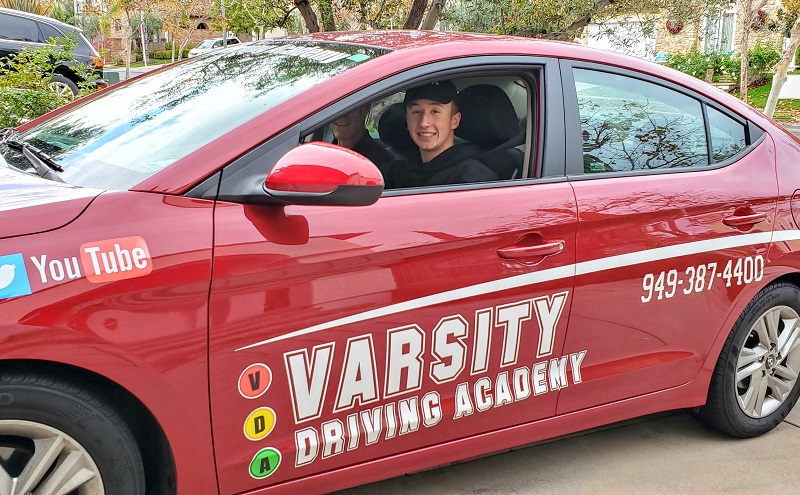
[1,41,386,190]
[197,39,216,49]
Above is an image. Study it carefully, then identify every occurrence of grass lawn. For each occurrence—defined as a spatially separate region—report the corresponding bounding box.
[736,76,800,122]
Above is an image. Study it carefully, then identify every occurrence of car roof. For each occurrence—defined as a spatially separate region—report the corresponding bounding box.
[0,7,83,33]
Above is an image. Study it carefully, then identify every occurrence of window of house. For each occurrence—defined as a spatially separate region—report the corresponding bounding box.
[575,68,708,173]
[703,8,735,53]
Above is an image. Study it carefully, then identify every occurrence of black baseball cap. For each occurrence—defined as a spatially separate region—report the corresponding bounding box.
[404,80,458,106]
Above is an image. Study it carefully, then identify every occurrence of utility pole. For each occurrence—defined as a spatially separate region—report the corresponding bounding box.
[221,0,227,48]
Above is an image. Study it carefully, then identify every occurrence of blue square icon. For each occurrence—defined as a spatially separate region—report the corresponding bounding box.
[0,253,32,300]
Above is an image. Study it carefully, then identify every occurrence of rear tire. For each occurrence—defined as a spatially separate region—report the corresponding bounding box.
[49,75,79,98]
[0,371,146,494]
[696,282,800,437]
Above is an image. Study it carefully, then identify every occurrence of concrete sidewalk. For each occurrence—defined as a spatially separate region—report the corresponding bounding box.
[103,64,163,83]
[337,407,800,494]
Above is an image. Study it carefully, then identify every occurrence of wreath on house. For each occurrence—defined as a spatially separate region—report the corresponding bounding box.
[751,9,766,30]
[666,20,683,35]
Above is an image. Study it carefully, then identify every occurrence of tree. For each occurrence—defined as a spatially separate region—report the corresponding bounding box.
[161,0,212,61]
[764,1,800,117]
[737,0,769,103]
[0,0,52,15]
[295,0,321,32]
[420,0,445,29]
[403,0,427,29]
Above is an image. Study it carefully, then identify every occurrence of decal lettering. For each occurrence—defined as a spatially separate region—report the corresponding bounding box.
[30,254,81,284]
[384,325,425,398]
[497,301,533,367]
[471,309,493,375]
[641,255,765,303]
[534,292,569,358]
[283,291,586,469]
[79,236,152,283]
[334,336,379,413]
[238,363,272,399]
[285,343,335,423]
[429,316,468,384]
[249,447,281,479]
[243,407,276,441]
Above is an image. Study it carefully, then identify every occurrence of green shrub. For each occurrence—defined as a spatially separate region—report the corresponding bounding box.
[149,48,191,60]
[664,50,740,83]
[748,44,780,81]
[664,45,781,85]
[0,37,98,128]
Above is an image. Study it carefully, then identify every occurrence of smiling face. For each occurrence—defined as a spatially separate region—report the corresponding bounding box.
[332,105,371,150]
[406,99,461,163]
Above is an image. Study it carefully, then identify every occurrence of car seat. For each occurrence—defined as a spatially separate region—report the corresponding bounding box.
[455,84,525,180]
[377,102,416,159]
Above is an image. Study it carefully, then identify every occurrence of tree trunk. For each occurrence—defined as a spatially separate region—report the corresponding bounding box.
[420,0,446,30]
[318,0,336,31]
[764,16,800,117]
[403,0,428,29]
[738,1,752,104]
[295,0,321,32]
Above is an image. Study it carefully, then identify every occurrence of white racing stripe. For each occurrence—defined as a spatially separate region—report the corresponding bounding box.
[235,229,800,351]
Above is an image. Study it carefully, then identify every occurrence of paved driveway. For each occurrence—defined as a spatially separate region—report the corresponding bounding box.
[335,408,800,494]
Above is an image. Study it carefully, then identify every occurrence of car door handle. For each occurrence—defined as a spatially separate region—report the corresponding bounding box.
[722,212,767,227]
[497,240,564,260]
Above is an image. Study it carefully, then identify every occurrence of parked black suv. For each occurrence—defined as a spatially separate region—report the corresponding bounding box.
[0,7,105,96]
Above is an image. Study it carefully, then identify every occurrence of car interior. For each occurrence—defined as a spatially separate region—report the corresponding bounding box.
[303,75,535,188]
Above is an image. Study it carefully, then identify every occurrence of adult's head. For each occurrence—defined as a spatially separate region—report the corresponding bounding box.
[332,104,371,150]
[404,80,461,163]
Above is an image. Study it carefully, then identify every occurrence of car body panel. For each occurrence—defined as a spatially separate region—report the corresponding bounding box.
[0,191,219,492]
[208,183,578,493]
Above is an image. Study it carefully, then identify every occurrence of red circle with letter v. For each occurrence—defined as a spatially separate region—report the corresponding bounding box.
[79,236,152,284]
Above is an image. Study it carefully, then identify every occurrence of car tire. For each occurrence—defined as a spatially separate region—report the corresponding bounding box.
[0,371,146,494]
[49,74,79,98]
[695,282,800,438]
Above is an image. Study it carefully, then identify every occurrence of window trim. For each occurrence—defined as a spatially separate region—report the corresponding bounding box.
[561,59,764,180]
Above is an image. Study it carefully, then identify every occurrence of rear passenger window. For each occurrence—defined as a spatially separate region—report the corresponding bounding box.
[0,14,39,42]
[707,106,746,162]
[575,69,708,173]
[38,23,62,43]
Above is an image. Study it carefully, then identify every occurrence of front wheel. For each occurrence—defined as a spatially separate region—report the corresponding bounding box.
[696,282,800,437]
[0,372,146,494]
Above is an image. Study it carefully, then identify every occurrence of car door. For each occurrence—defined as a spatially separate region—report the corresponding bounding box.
[206,58,580,494]
[556,61,777,414]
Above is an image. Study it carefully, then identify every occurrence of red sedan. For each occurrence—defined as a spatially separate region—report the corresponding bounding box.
[1,30,800,495]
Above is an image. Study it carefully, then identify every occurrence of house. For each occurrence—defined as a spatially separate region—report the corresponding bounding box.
[585,0,786,60]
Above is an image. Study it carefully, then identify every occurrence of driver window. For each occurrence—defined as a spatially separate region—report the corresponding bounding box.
[302,74,534,191]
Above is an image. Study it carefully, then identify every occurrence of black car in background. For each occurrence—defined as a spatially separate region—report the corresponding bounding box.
[0,7,105,96]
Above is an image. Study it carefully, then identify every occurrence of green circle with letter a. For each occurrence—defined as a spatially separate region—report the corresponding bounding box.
[249,447,282,479]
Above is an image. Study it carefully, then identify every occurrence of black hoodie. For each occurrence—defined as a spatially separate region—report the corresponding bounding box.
[385,143,499,189]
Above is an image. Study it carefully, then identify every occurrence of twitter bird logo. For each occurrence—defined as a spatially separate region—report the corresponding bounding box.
[0,264,15,290]
[0,254,32,300]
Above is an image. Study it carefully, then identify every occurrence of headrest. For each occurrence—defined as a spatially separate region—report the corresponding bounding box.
[455,85,520,149]
[377,102,416,153]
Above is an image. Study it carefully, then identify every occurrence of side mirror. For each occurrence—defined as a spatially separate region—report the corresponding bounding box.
[264,142,384,206]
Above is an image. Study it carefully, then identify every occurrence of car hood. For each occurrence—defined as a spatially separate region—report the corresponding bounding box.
[0,167,103,239]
